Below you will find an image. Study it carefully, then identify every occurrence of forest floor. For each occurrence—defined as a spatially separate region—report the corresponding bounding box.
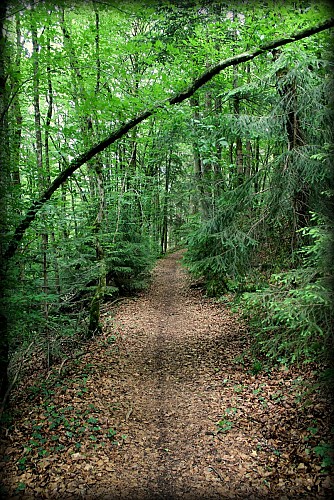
[0,250,333,499]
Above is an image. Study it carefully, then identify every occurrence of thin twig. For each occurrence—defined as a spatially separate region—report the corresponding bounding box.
[209,465,225,482]
[109,297,129,307]
[215,433,225,443]
[58,357,69,376]
[125,407,133,421]
[247,210,269,236]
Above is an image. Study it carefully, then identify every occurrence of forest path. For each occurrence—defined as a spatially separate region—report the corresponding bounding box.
[95,249,248,499]
[2,251,332,499]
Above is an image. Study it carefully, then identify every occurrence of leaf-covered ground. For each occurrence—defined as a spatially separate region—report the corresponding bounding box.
[0,250,333,499]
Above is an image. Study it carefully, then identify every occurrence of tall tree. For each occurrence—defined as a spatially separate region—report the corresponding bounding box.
[0,0,10,403]
[31,8,52,366]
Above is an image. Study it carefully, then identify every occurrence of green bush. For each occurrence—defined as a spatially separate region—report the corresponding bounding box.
[184,186,258,296]
[240,216,333,365]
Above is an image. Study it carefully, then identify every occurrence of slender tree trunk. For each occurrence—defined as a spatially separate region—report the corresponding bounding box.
[127,127,138,190]
[244,62,252,180]
[31,14,51,367]
[213,94,223,200]
[88,159,106,337]
[0,1,10,405]
[190,96,210,218]
[230,10,243,188]
[10,14,24,284]
[31,21,43,179]
[11,14,22,204]
[45,32,61,297]
[235,135,243,185]
[253,137,260,193]
[276,62,309,244]
[94,3,101,94]
[68,179,78,239]
[245,140,252,178]
[161,152,170,254]
[233,75,243,186]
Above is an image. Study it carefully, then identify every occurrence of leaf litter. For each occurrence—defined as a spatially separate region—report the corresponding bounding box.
[0,250,333,499]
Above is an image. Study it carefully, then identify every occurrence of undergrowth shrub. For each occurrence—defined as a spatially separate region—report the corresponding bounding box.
[3,207,157,375]
[106,232,156,294]
[184,185,258,295]
[240,215,333,365]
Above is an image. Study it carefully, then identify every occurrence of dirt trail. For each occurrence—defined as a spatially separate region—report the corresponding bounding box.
[89,250,246,499]
[1,251,333,499]
[99,250,246,499]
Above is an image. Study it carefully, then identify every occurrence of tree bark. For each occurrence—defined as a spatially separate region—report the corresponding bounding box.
[276,58,309,242]
[11,14,22,200]
[0,0,10,404]
[190,96,209,218]
[94,3,101,94]
[88,160,106,337]
[4,17,334,261]
[31,12,52,367]
[161,151,171,254]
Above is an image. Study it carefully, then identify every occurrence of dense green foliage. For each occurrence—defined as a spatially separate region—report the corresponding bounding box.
[240,216,333,365]
[0,0,333,401]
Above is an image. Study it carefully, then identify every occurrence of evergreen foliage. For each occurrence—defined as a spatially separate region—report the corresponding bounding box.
[182,8,333,369]
[240,215,333,365]
[184,183,259,295]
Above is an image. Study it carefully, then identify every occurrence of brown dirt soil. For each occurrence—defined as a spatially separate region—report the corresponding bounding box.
[0,251,333,499]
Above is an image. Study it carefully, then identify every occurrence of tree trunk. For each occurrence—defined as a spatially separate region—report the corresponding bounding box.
[276,62,310,243]
[233,63,243,187]
[161,152,171,254]
[11,14,22,203]
[245,140,252,179]
[213,94,223,200]
[88,159,106,337]
[0,0,10,405]
[253,137,260,193]
[44,32,61,296]
[31,13,52,367]
[190,96,210,218]
[94,3,101,94]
